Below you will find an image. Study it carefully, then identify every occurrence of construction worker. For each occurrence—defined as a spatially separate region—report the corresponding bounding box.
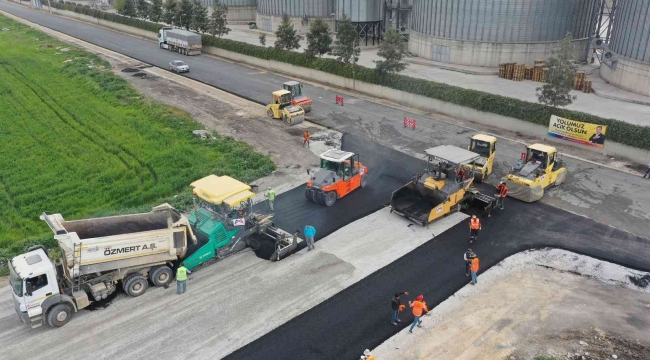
[496,181,508,210]
[456,166,466,182]
[303,130,310,148]
[469,215,481,243]
[644,160,650,179]
[391,291,409,325]
[408,295,429,333]
[469,253,480,285]
[361,349,375,360]
[303,223,316,251]
[266,187,275,211]
[176,262,191,295]
[464,248,474,277]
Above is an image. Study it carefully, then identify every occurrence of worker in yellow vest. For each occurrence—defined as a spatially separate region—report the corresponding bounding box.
[176,262,191,295]
[266,187,276,211]
[469,215,481,243]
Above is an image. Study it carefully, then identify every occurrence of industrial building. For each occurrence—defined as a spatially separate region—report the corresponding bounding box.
[600,0,650,97]
[197,0,257,23]
[409,0,595,67]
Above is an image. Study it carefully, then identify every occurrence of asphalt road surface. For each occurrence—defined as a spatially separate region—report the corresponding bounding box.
[226,134,650,360]
[0,1,648,238]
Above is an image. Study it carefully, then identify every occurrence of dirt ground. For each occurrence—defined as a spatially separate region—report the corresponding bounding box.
[372,250,650,360]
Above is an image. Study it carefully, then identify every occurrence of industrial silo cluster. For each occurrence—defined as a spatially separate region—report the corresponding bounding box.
[201,0,648,96]
[600,0,650,97]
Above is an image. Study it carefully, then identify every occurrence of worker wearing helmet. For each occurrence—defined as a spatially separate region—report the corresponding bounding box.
[496,181,508,210]
[266,187,275,211]
[469,253,480,285]
[303,130,310,148]
[361,349,375,360]
[408,295,429,333]
[469,215,481,243]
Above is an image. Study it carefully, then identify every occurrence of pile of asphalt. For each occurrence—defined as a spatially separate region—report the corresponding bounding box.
[226,134,650,360]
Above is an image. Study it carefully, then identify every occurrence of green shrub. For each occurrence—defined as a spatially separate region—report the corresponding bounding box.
[51,4,650,151]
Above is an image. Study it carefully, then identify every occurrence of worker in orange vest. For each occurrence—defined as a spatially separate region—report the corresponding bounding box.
[361,349,375,360]
[469,253,480,285]
[496,181,508,210]
[408,295,429,333]
[469,215,481,243]
[303,130,310,148]
[456,166,466,182]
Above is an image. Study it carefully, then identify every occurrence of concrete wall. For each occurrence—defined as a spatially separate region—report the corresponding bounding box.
[255,13,335,34]
[409,30,589,67]
[226,6,256,22]
[600,56,650,98]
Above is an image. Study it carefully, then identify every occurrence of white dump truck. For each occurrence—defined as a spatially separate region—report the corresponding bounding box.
[158,27,202,55]
[8,204,195,328]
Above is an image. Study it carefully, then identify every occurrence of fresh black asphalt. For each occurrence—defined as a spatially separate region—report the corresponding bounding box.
[2,4,648,359]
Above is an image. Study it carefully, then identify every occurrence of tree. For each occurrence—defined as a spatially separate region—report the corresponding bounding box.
[305,18,332,57]
[162,0,176,25]
[331,14,358,63]
[119,0,137,17]
[136,0,149,19]
[374,27,409,73]
[274,13,301,51]
[113,0,126,13]
[536,33,578,107]
[149,0,163,22]
[177,0,194,30]
[191,2,209,33]
[208,1,230,38]
[259,33,266,46]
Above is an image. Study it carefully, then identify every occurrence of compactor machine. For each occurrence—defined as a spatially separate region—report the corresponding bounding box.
[283,81,313,113]
[305,149,368,207]
[267,90,305,125]
[391,145,495,226]
[465,134,497,182]
[503,143,567,202]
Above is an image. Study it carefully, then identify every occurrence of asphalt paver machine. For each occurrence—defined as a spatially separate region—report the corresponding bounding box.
[391,145,496,226]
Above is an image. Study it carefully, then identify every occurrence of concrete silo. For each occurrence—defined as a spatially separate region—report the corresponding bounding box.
[600,0,650,97]
[256,0,335,33]
[335,0,383,45]
[198,0,257,23]
[409,0,595,67]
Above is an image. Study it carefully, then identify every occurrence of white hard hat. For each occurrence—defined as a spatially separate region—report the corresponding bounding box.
[364,349,371,356]
[472,215,476,219]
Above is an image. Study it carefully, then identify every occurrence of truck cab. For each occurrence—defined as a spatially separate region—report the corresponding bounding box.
[9,247,80,328]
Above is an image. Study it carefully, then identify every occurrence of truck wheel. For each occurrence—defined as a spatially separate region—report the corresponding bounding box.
[150,266,173,287]
[123,275,149,297]
[305,188,313,201]
[360,174,368,188]
[47,303,73,328]
[323,191,337,207]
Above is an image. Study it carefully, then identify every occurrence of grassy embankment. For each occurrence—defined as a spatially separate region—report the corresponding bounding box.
[0,15,275,273]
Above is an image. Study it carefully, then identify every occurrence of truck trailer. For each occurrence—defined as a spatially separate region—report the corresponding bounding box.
[8,204,194,328]
[158,27,202,56]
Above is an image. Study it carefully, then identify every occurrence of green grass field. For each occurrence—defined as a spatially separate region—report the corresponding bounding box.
[0,15,275,269]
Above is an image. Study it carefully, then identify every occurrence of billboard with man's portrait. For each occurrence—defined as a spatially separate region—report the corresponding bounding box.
[547,115,607,149]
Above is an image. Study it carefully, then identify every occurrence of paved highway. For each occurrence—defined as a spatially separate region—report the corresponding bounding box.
[0,3,648,359]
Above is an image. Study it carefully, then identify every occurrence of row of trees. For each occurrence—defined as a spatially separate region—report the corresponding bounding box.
[271,14,409,74]
[115,0,230,37]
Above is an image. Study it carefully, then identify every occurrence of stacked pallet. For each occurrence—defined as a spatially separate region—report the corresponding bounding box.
[498,63,507,78]
[583,80,592,93]
[498,63,516,79]
[513,64,526,81]
[524,66,533,80]
[574,71,586,90]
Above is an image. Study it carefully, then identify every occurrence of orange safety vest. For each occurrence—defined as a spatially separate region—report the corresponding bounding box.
[411,300,429,316]
[304,131,310,141]
[365,356,376,360]
[470,218,481,230]
[470,257,480,272]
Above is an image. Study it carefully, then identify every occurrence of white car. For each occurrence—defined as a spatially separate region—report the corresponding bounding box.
[169,60,189,73]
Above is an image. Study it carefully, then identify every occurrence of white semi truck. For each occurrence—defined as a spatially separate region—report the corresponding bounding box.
[158,27,202,56]
[8,204,195,328]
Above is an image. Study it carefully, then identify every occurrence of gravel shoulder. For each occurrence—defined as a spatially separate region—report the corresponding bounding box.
[372,249,650,360]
